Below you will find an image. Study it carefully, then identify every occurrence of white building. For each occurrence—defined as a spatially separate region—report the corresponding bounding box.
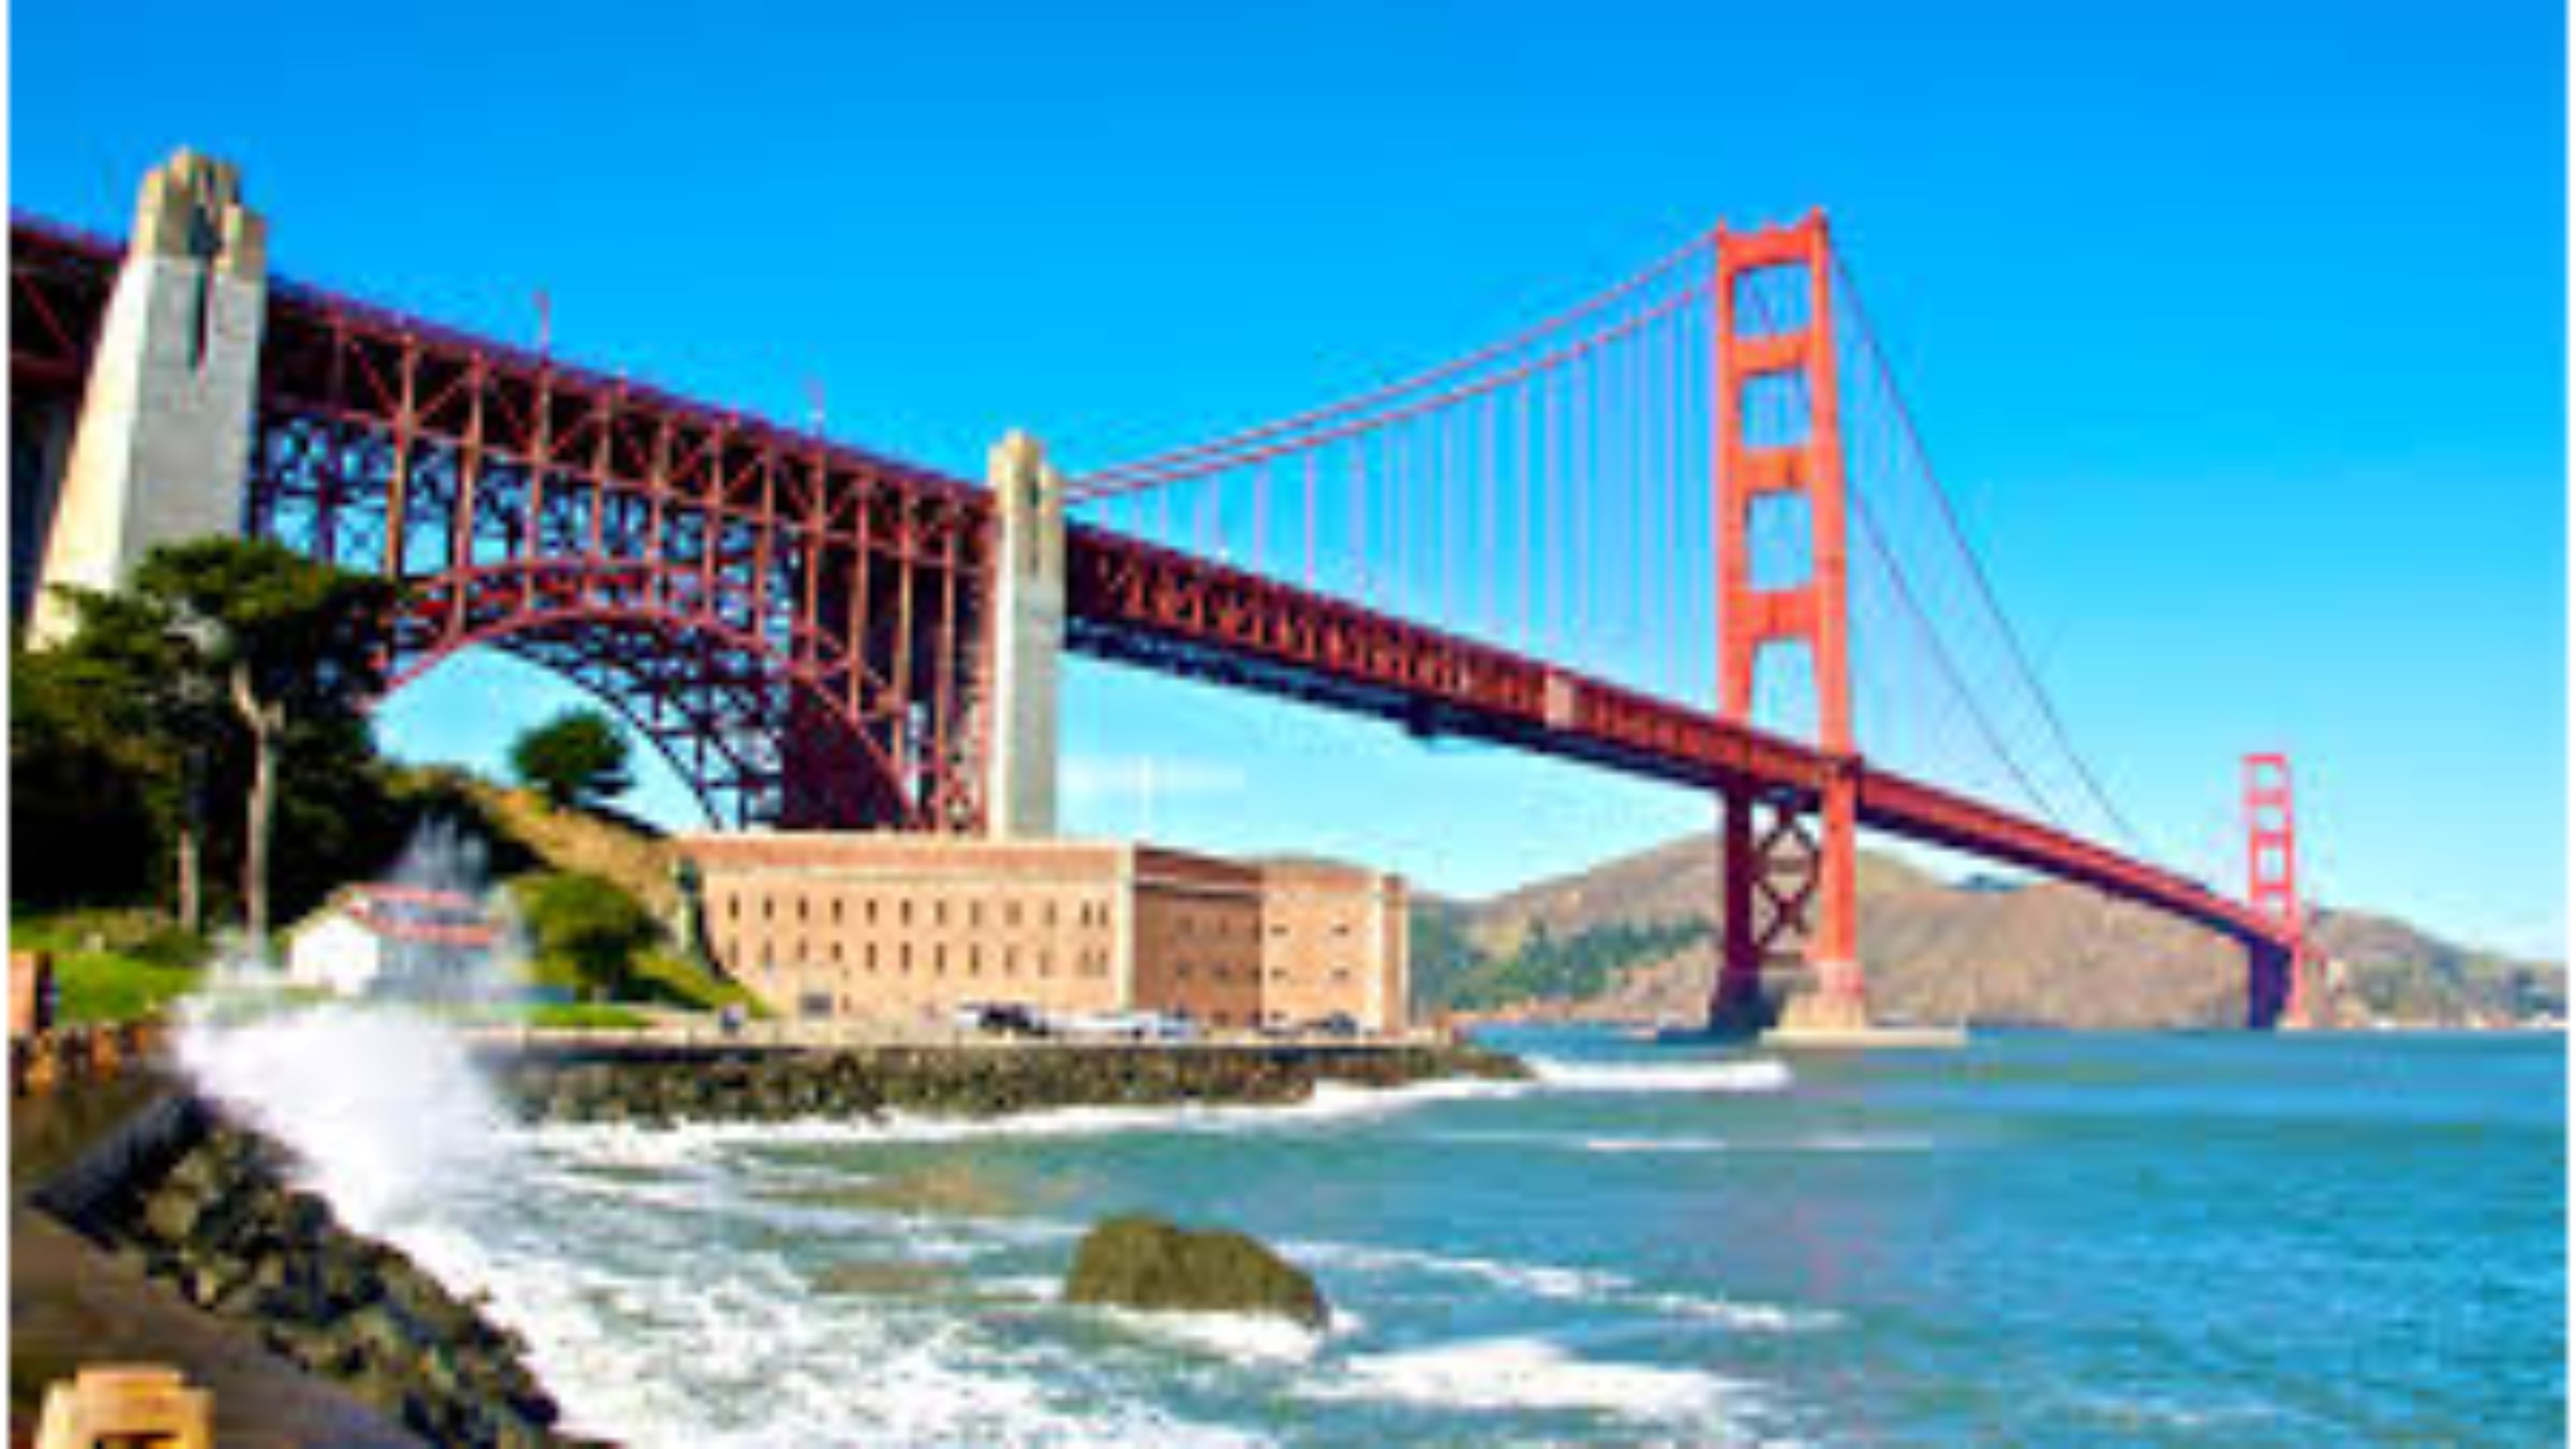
[284,884,505,999]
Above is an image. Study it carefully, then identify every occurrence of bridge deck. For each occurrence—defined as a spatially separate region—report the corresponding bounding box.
[8,217,2286,955]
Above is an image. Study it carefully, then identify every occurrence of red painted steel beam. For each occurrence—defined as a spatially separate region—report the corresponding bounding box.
[1068,525,2292,952]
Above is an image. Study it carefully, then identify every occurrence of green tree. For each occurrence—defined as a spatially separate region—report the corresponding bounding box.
[514,871,659,1001]
[25,585,229,928]
[50,539,396,941]
[9,644,165,910]
[508,708,634,811]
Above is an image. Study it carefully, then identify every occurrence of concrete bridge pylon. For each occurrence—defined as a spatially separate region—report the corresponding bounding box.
[986,429,1066,838]
[31,150,267,643]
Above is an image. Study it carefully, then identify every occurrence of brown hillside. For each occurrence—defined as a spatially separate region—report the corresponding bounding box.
[466,780,681,917]
[1438,830,2557,1030]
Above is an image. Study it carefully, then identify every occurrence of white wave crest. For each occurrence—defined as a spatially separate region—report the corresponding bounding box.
[178,1000,509,1236]
[1092,1305,1346,1366]
[525,1073,1531,1163]
[1525,1056,1794,1094]
[1307,1336,1748,1426]
[1287,1239,1833,1332]
[1294,1239,1629,1301]
[1637,1292,1841,1332]
[396,1220,1271,1448]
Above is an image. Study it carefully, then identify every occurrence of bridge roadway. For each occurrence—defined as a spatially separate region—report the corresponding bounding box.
[8,216,2290,958]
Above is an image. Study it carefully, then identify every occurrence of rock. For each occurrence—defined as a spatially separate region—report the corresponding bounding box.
[142,1182,206,1241]
[1063,1214,1329,1329]
[812,1258,956,1297]
[86,1114,571,1445]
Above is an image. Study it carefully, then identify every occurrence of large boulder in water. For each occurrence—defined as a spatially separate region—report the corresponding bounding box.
[1063,1214,1328,1329]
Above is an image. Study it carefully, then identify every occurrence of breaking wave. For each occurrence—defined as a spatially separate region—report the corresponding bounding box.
[1303,1335,1751,1428]
[1523,1056,1794,1094]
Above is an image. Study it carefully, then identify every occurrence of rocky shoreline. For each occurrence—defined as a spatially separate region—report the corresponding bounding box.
[499,1040,1531,1125]
[71,1104,573,1447]
[27,1040,1525,1444]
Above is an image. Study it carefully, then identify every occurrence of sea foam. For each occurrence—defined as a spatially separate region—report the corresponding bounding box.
[1305,1334,1749,1427]
[1523,1055,1794,1093]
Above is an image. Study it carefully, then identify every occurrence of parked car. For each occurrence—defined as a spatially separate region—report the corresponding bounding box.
[952,1002,1048,1038]
[985,1003,1049,1038]
[1309,1012,1360,1040]
[1055,1010,1197,1042]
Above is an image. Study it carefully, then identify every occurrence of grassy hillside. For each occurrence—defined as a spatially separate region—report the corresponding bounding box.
[16,769,748,1024]
[451,774,682,919]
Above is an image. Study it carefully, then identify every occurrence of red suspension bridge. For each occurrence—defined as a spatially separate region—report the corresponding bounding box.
[8,156,2311,1031]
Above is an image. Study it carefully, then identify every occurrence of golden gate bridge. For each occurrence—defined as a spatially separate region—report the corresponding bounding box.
[7,155,2314,1033]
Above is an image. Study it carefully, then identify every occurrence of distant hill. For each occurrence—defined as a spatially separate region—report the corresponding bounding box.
[1413,832,2563,1030]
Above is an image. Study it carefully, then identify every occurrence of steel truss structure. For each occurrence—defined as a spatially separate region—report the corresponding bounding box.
[9,215,2304,1026]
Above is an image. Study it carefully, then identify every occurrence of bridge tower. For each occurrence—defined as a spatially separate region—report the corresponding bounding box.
[987,430,1066,837]
[2243,751,2307,1028]
[30,151,266,642]
[1708,213,1868,1037]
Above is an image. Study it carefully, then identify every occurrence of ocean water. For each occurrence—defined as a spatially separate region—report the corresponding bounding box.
[296,1028,2562,1446]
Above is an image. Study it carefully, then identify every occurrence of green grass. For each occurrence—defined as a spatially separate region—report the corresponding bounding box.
[519,946,765,1017]
[7,902,765,1028]
[523,1001,651,1030]
[632,949,766,1015]
[10,908,212,1025]
[51,953,201,1024]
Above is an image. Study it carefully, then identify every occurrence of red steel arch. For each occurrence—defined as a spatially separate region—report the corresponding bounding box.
[239,250,996,833]
[393,596,898,829]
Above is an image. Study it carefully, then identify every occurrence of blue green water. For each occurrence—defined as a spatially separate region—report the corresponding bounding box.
[380,1029,2562,1445]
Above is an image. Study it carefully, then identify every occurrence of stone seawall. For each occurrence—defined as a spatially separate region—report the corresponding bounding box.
[501,1042,1529,1125]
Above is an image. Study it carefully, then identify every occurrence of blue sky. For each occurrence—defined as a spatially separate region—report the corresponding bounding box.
[13,0,2565,957]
